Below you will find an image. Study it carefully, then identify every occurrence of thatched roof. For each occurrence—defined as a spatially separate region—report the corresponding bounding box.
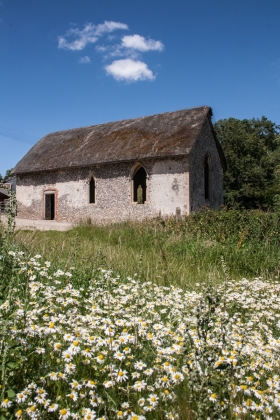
[13,106,226,174]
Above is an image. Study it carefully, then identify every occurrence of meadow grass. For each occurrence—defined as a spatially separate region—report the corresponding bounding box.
[1,207,280,419]
[1,248,280,419]
[15,209,280,289]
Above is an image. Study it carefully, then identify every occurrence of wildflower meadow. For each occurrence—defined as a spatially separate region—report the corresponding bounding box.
[1,187,280,419]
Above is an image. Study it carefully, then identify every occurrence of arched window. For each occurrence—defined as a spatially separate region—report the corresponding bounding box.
[133,166,147,204]
[89,176,95,204]
[204,154,211,201]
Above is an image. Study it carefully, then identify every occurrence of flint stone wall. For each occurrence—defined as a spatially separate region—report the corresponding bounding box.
[190,119,224,211]
[16,157,190,224]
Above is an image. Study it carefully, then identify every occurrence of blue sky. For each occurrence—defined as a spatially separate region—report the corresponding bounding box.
[1,0,280,177]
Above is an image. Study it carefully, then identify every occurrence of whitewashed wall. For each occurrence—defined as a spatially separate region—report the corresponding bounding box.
[16,157,191,224]
[150,158,189,216]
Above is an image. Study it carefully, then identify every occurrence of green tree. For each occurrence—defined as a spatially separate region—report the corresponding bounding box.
[214,117,280,209]
[3,168,13,182]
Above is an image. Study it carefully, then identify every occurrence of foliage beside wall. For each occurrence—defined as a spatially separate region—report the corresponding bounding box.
[214,117,280,210]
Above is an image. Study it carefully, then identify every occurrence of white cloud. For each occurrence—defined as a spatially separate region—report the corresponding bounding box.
[58,25,97,51]
[79,56,91,63]
[105,58,155,82]
[58,21,128,51]
[95,21,128,36]
[121,34,164,52]
[95,45,109,53]
[96,44,133,60]
[96,34,163,61]
[58,21,163,83]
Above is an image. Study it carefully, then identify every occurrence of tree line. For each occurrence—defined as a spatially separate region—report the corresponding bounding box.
[214,116,280,210]
[0,169,13,183]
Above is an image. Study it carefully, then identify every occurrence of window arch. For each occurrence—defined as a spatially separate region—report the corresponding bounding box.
[89,176,96,204]
[131,164,147,204]
[204,153,212,201]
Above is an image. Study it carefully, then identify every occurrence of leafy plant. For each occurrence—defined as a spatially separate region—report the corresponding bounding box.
[214,117,280,209]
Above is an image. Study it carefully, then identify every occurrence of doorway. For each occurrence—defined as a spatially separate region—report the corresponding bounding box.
[45,193,55,220]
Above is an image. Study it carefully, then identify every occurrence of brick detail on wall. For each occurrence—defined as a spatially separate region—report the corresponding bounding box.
[42,188,59,220]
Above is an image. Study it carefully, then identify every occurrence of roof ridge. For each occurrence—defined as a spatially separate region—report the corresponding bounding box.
[42,106,210,138]
[13,106,212,174]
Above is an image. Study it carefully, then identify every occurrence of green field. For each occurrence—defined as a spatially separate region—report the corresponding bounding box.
[15,209,280,289]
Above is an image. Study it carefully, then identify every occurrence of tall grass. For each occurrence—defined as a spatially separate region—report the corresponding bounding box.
[1,237,280,418]
[2,206,280,418]
[15,209,280,289]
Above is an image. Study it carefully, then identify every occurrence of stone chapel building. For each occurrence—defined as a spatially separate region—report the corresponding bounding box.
[12,106,226,224]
